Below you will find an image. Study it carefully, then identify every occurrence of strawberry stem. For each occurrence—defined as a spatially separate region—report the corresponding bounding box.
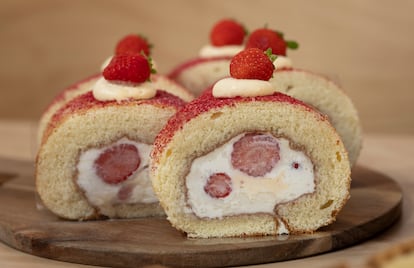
[265,48,277,62]
[273,30,299,50]
[145,56,156,83]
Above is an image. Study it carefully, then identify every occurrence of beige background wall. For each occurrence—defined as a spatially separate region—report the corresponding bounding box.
[1,0,413,134]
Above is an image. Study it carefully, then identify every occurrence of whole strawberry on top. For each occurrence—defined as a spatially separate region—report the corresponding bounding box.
[101,33,153,71]
[96,50,193,103]
[212,48,277,98]
[168,18,248,96]
[230,48,276,81]
[246,28,298,70]
[246,28,298,56]
[93,53,159,101]
[99,34,193,102]
[115,34,152,56]
[210,19,246,47]
[200,18,247,57]
[103,54,154,84]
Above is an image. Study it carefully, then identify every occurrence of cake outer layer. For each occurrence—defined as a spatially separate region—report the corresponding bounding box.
[36,90,185,220]
[151,89,351,238]
[37,74,194,145]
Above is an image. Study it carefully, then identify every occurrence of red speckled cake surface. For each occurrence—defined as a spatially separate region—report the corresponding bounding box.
[152,87,323,163]
[42,73,188,117]
[44,90,186,143]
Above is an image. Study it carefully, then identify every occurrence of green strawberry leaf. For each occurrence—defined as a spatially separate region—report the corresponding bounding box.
[145,56,157,82]
[286,40,299,49]
[265,48,277,62]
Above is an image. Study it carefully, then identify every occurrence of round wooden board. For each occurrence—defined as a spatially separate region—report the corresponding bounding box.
[0,159,403,268]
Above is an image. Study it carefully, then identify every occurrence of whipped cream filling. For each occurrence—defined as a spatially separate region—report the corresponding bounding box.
[273,56,293,70]
[277,219,289,235]
[199,44,243,58]
[76,138,157,214]
[212,77,275,98]
[185,133,315,234]
[92,77,156,101]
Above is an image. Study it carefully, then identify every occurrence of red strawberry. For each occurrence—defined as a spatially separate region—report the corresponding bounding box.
[204,173,232,198]
[115,34,152,56]
[210,19,246,46]
[117,184,135,201]
[246,28,299,56]
[231,133,280,177]
[103,54,152,83]
[245,28,287,56]
[230,48,275,81]
[94,144,141,185]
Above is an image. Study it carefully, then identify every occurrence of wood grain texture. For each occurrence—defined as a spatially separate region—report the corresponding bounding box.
[0,160,402,268]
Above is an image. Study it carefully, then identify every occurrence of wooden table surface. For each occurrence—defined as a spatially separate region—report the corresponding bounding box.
[0,120,413,268]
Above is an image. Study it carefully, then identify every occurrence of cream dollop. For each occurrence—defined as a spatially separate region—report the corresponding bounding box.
[92,77,156,101]
[273,56,293,70]
[199,44,243,58]
[212,77,275,98]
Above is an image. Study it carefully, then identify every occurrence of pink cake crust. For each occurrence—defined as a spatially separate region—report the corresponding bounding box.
[43,90,186,145]
[41,73,192,117]
[152,87,325,165]
[167,56,232,80]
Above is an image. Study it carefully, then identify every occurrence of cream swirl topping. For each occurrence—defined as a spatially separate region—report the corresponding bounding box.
[273,56,293,69]
[92,77,156,101]
[212,77,275,98]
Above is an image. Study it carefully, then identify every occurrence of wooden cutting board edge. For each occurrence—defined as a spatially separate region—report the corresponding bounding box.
[0,161,404,268]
